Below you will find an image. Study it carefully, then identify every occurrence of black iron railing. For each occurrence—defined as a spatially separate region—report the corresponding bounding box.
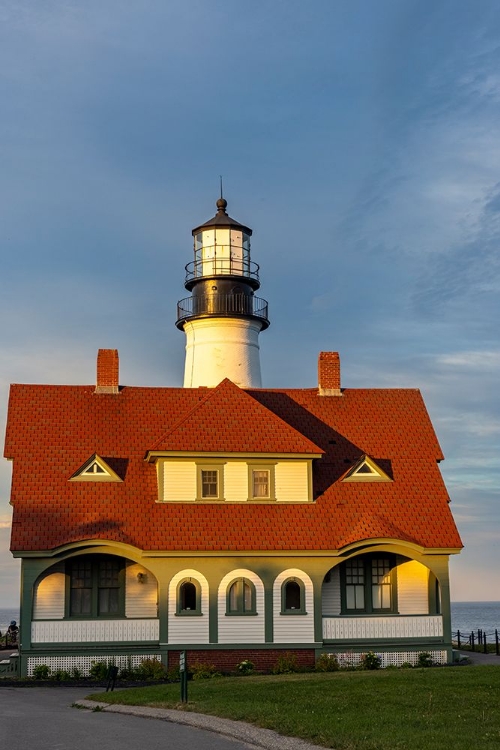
[176,293,269,327]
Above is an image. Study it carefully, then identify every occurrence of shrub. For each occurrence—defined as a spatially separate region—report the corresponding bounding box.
[33,664,51,680]
[236,659,255,675]
[272,652,300,674]
[166,665,181,682]
[359,652,382,670]
[190,661,221,680]
[134,658,166,681]
[417,652,434,668]
[51,669,72,681]
[70,667,83,680]
[315,653,340,672]
[89,660,111,680]
[400,661,414,669]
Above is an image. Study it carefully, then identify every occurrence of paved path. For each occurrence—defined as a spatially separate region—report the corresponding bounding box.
[456,650,500,665]
[0,686,324,750]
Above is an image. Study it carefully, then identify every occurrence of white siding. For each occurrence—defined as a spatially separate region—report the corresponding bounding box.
[32,619,159,643]
[273,569,315,644]
[397,558,430,615]
[162,461,196,502]
[217,569,265,644]
[323,615,443,640]
[224,463,248,502]
[321,567,341,615]
[167,569,209,644]
[275,462,310,502]
[125,563,158,618]
[33,565,65,620]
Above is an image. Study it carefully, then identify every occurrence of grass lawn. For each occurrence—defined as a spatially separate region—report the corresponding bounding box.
[87,666,500,750]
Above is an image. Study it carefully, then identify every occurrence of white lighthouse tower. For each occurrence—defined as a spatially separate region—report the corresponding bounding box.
[176,196,269,388]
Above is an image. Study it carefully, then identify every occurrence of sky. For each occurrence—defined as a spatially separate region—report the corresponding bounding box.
[0,0,499,607]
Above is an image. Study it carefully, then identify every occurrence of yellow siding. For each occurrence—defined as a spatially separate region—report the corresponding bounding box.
[321,567,341,615]
[162,460,196,502]
[275,461,309,502]
[224,462,248,502]
[397,559,429,614]
[125,563,158,618]
[33,566,65,620]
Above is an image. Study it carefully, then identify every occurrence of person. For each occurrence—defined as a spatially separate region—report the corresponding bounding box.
[7,620,18,646]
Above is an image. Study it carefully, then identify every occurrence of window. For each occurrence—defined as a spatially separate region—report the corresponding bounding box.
[252,470,270,498]
[247,463,276,501]
[197,464,224,501]
[281,577,306,614]
[177,578,202,615]
[226,578,256,615]
[341,555,397,614]
[67,556,124,618]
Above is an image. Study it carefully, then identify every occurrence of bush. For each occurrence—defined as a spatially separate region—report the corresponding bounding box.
[33,664,51,680]
[134,658,166,681]
[359,652,382,670]
[51,669,72,681]
[417,652,434,668]
[272,652,300,674]
[400,661,414,669]
[315,653,340,672]
[70,667,83,680]
[89,660,111,680]
[166,665,181,682]
[190,661,222,680]
[236,659,255,675]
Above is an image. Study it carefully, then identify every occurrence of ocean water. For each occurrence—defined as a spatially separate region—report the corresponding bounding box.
[451,601,500,637]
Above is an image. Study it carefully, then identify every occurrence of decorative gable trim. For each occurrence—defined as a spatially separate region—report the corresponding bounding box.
[69,454,123,482]
[342,455,392,483]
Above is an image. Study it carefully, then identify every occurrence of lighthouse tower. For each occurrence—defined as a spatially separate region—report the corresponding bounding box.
[176,196,269,388]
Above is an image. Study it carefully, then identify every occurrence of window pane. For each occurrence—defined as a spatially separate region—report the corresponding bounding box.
[252,470,270,498]
[243,581,252,611]
[285,581,301,610]
[180,581,197,611]
[99,587,119,614]
[229,581,238,611]
[371,558,392,610]
[346,584,364,610]
[71,587,92,615]
[201,470,218,498]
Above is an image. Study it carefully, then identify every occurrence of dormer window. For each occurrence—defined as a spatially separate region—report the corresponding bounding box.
[196,464,225,501]
[201,470,218,498]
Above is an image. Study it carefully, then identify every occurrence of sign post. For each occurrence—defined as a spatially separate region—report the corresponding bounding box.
[179,650,188,703]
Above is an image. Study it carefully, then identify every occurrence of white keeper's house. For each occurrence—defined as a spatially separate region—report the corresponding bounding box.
[4,196,463,677]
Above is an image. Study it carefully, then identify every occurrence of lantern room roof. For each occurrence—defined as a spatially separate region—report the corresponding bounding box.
[192,197,252,236]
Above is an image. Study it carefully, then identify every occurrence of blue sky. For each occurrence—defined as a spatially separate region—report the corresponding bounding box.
[1,0,499,606]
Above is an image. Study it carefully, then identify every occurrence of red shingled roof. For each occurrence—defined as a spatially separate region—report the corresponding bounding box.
[4,382,463,553]
[150,378,323,455]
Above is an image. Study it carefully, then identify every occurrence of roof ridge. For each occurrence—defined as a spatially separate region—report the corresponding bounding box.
[150,380,231,450]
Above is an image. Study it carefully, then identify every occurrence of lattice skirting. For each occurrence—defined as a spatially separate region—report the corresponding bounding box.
[331,650,448,668]
[26,653,162,677]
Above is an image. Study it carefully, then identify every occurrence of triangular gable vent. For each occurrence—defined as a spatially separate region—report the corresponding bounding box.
[69,454,122,482]
[342,455,392,483]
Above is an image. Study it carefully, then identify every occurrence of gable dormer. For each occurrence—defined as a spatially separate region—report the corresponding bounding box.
[69,454,123,482]
[342,455,392,483]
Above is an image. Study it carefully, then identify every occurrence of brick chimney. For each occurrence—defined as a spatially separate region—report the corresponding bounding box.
[318,351,341,396]
[95,349,120,394]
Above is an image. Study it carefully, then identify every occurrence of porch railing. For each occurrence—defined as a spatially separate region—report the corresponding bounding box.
[32,618,159,643]
[323,615,443,641]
